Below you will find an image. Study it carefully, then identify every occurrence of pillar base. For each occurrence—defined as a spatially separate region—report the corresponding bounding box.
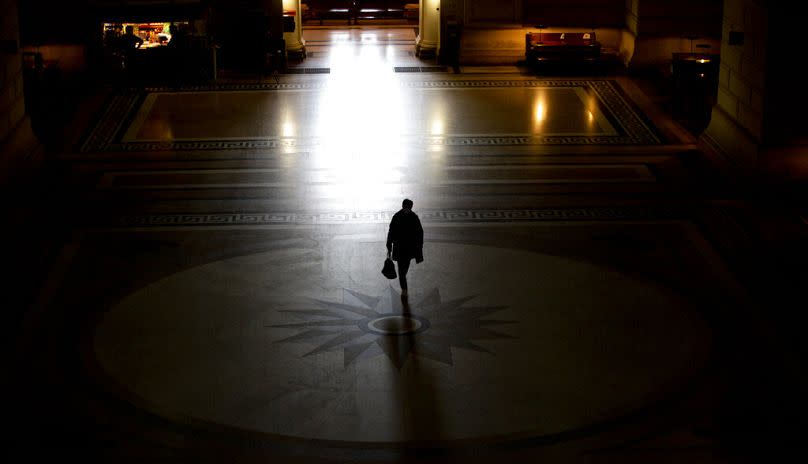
[284,33,306,58]
[415,36,438,58]
[287,48,306,60]
[700,105,759,176]
[286,43,306,60]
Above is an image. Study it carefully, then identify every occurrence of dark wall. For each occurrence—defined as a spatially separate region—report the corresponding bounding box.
[763,4,808,144]
[19,0,94,45]
[210,6,269,70]
[637,0,723,37]
[523,0,723,36]
[523,0,625,28]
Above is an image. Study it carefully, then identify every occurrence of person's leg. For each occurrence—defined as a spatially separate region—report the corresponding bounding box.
[397,258,411,294]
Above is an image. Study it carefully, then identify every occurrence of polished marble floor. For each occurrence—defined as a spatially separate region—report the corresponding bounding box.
[123,84,620,142]
[9,27,808,463]
[82,78,659,153]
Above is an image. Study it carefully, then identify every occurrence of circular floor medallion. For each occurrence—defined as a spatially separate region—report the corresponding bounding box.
[366,315,427,336]
[93,240,711,444]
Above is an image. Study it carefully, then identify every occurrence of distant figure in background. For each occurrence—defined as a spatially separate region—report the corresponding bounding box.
[167,24,190,87]
[386,199,424,298]
[167,23,189,50]
[116,26,143,76]
[119,26,143,50]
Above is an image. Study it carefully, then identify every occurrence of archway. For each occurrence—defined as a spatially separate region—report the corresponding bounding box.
[284,1,440,70]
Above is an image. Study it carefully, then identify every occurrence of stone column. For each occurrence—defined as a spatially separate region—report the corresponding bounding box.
[0,0,41,185]
[416,0,441,57]
[283,0,305,58]
[700,1,807,178]
[620,0,639,65]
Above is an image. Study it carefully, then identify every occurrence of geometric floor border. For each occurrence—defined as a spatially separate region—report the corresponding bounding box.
[79,79,662,152]
[117,206,681,227]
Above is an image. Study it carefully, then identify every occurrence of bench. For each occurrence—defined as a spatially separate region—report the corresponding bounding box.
[525,31,601,64]
[354,1,408,21]
[302,1,410,24]
[303,0,356,25]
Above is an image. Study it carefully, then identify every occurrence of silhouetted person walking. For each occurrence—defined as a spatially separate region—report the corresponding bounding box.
[386,199,424,297]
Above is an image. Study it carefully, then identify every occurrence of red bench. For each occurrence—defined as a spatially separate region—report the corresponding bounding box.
[525,31,601,63]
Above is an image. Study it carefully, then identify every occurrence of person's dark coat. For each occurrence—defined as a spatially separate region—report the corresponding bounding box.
[118,33,143,51]
[386,209,424,262]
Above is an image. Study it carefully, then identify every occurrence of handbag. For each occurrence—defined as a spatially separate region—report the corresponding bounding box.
[382,257,397,279]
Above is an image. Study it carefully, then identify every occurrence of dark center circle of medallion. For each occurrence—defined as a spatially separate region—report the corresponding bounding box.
[364,315,430,336]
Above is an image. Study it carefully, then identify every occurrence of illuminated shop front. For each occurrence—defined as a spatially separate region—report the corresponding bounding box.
[92,0,207,46]
[102,21,191,50]
[90,0,211,81]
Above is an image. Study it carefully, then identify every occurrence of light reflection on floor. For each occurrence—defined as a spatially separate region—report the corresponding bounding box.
[127,87,614,142]
[9,22,777,463]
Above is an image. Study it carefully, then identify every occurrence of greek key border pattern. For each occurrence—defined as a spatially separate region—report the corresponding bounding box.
[79,91,143,152]
[588,80,661,144]
[142,79,595,92]
[102,135,641,152]
[142,82,327,92]
[119,207,680,227]
[80,79,660,152]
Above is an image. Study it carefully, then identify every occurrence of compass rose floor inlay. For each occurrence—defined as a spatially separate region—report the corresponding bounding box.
[92,239,711,444]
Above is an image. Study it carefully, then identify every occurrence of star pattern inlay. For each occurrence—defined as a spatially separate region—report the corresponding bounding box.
[267,287,515,368]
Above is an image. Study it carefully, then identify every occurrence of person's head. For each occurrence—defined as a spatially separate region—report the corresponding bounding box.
[402,198,413,209]
[125,26,134,35]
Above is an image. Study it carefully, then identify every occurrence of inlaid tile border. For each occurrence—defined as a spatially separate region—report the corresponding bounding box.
[94,135,649,153]
[79,90,144,153]
[118,206,680,227]
[79,79,661,152]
